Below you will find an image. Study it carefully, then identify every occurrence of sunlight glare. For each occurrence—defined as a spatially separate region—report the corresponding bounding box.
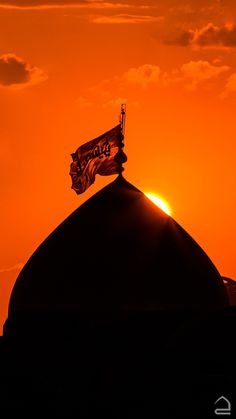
[145,193,172,216]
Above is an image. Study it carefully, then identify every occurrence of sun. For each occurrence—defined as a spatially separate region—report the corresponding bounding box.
[145,193,172,216]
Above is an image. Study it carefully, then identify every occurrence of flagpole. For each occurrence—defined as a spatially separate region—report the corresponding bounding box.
[116,104,127,177]
[121,103,126,137]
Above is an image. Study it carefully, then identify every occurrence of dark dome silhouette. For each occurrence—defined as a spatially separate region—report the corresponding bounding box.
[4,176,228,335]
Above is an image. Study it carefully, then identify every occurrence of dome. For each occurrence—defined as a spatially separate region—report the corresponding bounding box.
[4,176,228,335]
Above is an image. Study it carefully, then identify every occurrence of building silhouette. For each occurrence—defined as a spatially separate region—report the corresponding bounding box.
[1,176,235,418]
[223,277,236,305]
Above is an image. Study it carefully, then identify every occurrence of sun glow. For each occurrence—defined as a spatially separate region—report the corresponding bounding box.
[145,193,172,216]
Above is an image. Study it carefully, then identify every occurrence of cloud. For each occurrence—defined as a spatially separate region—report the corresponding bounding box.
[123,64,161,88]
[166,23,236,48]
[0,1,132,10]
[165,29,195,46]
[76,60,232,109]
[92,14,163,23]
[0,53,47,89]
[0,262,24,274]
[193,23,236,47]
[75,65,162,108]
[179,60,230,90]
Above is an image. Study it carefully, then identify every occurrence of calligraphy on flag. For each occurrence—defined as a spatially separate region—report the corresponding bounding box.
[69,124,127,194]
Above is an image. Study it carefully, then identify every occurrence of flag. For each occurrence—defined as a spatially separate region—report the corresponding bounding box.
[69,124,127,194]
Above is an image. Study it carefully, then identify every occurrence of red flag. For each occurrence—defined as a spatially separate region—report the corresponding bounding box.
[69,124,127,194]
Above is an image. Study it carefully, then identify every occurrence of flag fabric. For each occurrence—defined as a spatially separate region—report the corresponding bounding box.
[69,124,127,194]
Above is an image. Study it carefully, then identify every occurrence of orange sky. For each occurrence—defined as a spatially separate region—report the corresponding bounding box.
[0,0,236,334]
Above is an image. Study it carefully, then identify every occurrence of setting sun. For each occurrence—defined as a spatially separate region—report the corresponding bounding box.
[145,193,172,216]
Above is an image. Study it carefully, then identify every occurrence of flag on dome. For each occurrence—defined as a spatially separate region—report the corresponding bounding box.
[69,122,127,194]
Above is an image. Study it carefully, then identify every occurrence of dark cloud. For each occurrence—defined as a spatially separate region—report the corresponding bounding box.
[0,0,225,11]
[195,23,236,47]
[0,0,217,6]
[0,1,138,10]
[177,30,195,46]
[0,0,128,7]
[166,23,236,47]
[0,54,47,88]
[0,0,87,5]
[0,54,29,85]
[165,29,195,46]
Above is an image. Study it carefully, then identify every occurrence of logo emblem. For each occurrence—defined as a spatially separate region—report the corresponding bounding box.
[214,396,231,416]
